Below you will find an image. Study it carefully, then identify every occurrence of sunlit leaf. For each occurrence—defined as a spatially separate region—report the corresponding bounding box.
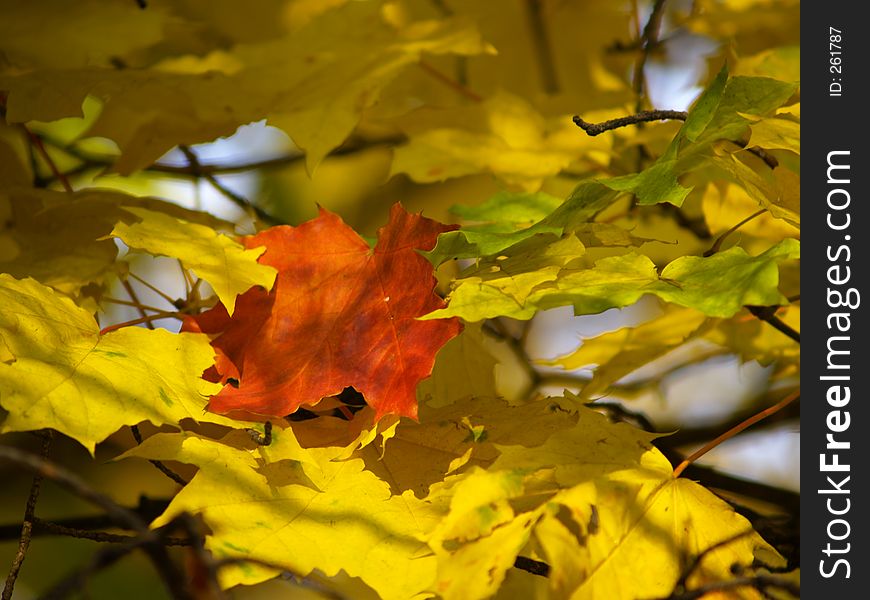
[0,275,244,453]
[427,239,799,321]
[185,203,461,421]
[110,207,277,316]
[119,429,445,600]
[544,306,711,400]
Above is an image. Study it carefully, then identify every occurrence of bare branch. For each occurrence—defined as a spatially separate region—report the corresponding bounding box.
[513,556,550,577]
[572,110,687,136]
[0,446,190,600]
[524,0,559,94]
[3,432,53,600]
[633,0,669,109]
[418,60,483,102]
[130,425,189,487]
[746,305,800,343]
[20,127,73,192]
[178,145,279,225]
[656,574,799,600]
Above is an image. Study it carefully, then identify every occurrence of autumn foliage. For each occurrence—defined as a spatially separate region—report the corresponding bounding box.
[184,204,461,420]
[0,1,799,599]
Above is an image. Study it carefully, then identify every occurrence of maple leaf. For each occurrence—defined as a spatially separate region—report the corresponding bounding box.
[0,275,247,453]
[117,429,446,600]
[110,207,277,316]
[425,396,786,600]
[186,203,461,421]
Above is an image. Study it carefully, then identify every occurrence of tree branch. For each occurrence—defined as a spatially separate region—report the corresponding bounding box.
[0,446,190,600]
[633,0,669,110]
[524,0,559,94]
[178,145,279,225]
[572,110,687,136]
[130,425,189,487]
[26,517,189,546]
[746,306,800,344]
[656,529,798,600]
[20,127,73,192]
[657,574,799,600]
[3,432,52,600]
[418,60,483,102]
[513,556,550,577]
[0,496,172,542]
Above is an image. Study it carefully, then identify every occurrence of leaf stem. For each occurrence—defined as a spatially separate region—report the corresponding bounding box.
[703,209,766,257]
[99,312,184,334]
[672,389,800,477]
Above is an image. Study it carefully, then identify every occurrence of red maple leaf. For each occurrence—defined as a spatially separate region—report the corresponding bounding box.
[183,203,462,421]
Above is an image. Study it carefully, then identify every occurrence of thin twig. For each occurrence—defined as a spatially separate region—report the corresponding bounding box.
[121,279,155,330]
[100,296,174,314]
[130,426,189,487]
[418,59,483,102]
[633,0,669,110]
[0,497,172,542]
[656,395,799,449]
[656,574,799,600]
[673,530,755,594]
[485,320,541,399]
[746,306,800,343]
[524,0,559,94]
[127,272,178,306]
[28,518,189,546]
[672,390,800,477]
[178,145,279,224]
[728,140,780,170]
[41,133,404,182]
[572,110,687,136]
[20,126,73,192]
[0,445,190,599]
[0,446,149,535]
[513,556,550,577]
[3,432,53,600]
[99,312,185,335]
[703,210,766,256]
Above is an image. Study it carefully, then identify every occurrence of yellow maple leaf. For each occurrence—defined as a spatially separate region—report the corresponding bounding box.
[110,207,277,316]
[0,274,246,453]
